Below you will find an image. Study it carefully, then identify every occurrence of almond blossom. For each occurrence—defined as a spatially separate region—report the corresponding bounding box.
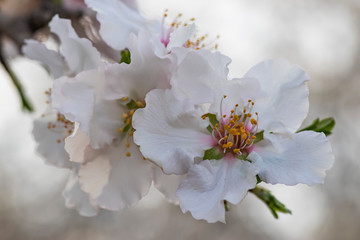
[132,51,334,222]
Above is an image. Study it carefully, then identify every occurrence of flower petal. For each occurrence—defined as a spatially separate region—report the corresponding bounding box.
[104,32,171,101]
[176,158,258,223]
[244,59,309,133]
[49,15,102,74]
[152,165,186,204]
[79,138,153,210]
[133,89,213,175]
[52,67,124,149]
[167,23,196,50]
[170,49,231,105]
[85,0,153,50]
[63,172,99,217]
[248,131,334,186]
[33,110,72,168]
[22,39,67,78]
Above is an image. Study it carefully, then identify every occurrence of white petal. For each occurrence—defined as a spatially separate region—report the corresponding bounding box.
[244,59,309,133]
[52,68,124,149]
[170,49,231,105]
[63,172,98,217]
[65,124,92,163]
[209,77,261,116]
[167,23,196,50]
[85,0,153,50]
[152,165,186,204]
[78,153,111,199]
[248,131,334,186]
[133,89,213,175]
[104,32,171,100]
[79,138,153,210]
[49,15,102,74]
[22,39,67,78]
[176,158,258,223]
[52,75,95,132]
[33,110,72,168]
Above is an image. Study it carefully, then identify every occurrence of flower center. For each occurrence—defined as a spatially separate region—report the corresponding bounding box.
[118,97,146,157]
[160,9,219,50]
[203,96,259,156]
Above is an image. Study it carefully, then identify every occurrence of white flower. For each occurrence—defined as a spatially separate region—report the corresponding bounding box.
[85,0,210,56]
[51,30,173,210]
[132,55,334,222]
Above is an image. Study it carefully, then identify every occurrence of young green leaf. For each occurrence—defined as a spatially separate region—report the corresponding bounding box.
[298,117,335,136]
[203,147,224,160]
[250,186,292,219]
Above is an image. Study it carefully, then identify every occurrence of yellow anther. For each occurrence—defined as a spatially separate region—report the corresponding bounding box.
[122,97,128,102]
[171,22,176,27]
[215,123,219,128]
[202,115,206,120]
[224,125,230,130]
[229,129,237,135]
[231,110,235,114]
[218,129,224,133]
[223,95,227,98]
[57,139,61,143]
[251,136,256,139]
[235,104,239,107]
[178,13,182,17]
[243,109,246,113]
[136,101,143,107]
[118,128,123,133]
[233,149,240,154]
[129,132,134,136]
[126,118,131,125]
[190,17,195,21]
[130,109,135,116]
[255,112,258,115]
[251,102,254,106]
[164,13,168,17]
[143,157,146,160]
[247,113,252,117]
[222,144,227,149]
[123,113,129,119]
[242,134,248,140]
[227,142,233,148]
[223,114,227,118]
[126,141,130,148]
[246,139,252,145]
[251,119,258,125]
[234,115,239,121]
[248,99,252,103]
[223,136,228,140]
[126,152,131,157]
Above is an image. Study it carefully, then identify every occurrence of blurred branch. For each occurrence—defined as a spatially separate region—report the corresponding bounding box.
[0,0,84,112]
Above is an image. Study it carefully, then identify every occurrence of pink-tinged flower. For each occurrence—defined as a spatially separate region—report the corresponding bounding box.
[132,56,334,222]
[85,0,215,55]
[51,30,173,211]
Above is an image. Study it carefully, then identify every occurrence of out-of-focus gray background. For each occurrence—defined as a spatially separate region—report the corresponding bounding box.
[0,0,359,239]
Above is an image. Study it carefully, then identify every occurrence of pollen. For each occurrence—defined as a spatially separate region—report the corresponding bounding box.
[118,128,123,133]
[122,97,128,102]
[126,152,131,157]
[204,95,260,156]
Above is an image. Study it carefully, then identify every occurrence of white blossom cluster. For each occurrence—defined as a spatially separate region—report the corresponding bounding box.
[24,0,334,223]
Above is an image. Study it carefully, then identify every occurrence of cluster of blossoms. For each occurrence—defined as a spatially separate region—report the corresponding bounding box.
[25,0,334,223]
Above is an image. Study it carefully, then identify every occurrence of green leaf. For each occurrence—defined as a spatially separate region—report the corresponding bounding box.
[253,130,264,144]
[203,147,224,160]
[298,117,335,136]
[250,186,292,219]
[256,175,262,184]
[120,48,131,64]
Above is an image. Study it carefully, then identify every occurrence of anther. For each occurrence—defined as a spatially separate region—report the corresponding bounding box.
[122,97,128,102]
[126,152,131,157]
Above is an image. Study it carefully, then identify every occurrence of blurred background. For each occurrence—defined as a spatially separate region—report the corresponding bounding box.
[0,0,359,239]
